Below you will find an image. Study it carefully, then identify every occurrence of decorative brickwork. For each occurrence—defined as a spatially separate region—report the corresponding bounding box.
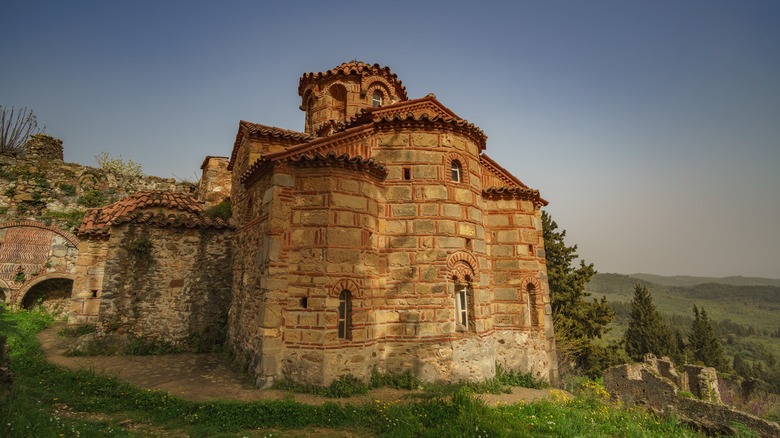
[0,221,78,306]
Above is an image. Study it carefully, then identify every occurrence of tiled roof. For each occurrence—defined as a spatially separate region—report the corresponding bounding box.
[228,121,313,170]
[483,186,548,207]
[289,151,387,178]
[77,191,232,236]
[299,61,408,101]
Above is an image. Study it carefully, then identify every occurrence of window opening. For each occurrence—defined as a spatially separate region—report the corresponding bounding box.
[403,167,411,180]
[338,290,352,339]
[528,245,534,256]
[91,290,98,298]
[451,160,462,182]
[456,285,468,328]
[528,284,538,327]
[372,91,383,107]
[300,297,308,309]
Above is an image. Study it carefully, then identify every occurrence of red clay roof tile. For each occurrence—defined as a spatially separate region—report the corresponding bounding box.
[76,191,232,236]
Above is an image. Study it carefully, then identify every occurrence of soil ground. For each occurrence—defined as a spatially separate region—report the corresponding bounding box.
[38,323,563,406]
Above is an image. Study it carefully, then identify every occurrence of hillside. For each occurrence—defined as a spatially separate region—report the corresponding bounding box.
[586,273,780,333]
[629,273,780,288]
[588,273,780,391]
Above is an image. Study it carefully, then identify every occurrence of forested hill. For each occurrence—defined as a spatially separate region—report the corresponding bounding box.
[628,273,780,288]
[585,273,780,333]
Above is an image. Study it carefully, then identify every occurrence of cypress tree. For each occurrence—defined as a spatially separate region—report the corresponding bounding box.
[623,284,675,361]
[542,212,615,372]
[689,305,728,371]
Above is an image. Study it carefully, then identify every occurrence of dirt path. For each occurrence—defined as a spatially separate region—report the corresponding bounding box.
[39,323,563,405]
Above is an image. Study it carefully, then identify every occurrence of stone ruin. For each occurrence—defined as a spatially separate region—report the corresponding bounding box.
[605,354,779,437]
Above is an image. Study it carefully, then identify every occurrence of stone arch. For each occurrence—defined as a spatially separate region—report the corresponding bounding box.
[361,76,398,102]
[365,81,391,106]
[519,276,542,299]
[76,171,101,195]
[330,278,362,298]
[0,220,79,247]
[446,251,479,281]
[17,272,75,308]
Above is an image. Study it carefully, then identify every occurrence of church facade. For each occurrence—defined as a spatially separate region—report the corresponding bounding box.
[226,62,558,387]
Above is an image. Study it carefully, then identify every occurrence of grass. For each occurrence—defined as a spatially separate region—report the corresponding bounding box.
[0,306,722,437]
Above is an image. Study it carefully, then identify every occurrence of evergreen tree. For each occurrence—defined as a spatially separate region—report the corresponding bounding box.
[688,305,728,371]
[542,211,615,372]
[623,285,676,361]
[733,354,752,378]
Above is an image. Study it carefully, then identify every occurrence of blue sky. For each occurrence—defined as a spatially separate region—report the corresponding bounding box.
[2,1,779,278]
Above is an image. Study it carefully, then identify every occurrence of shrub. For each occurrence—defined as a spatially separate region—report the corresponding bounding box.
[94,151,142,177]
[126,234,153,260]
[58,183,76,196]
[203,198,231,221]
[58,324,97,338]
[369,367,421,389]
[77,188,107,207]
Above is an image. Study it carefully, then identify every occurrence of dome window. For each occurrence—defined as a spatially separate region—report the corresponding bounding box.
[372,91,383,107]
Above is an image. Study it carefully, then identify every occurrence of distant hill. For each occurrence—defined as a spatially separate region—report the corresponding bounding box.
[629,273,780,288]
[589,272,780,392]
[586,273,780,333]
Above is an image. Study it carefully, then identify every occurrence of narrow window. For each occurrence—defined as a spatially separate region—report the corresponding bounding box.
[528,244,534,256]
[403,167,411,180]
[338,290,352,339]
[306,96,315,133]
[331,85,347,122]
[372,91,383,107]
[300,297,308,309]
[91,290,98,298]
[451,160,462,182]
[456,285,468,328]
[527,284,538,327]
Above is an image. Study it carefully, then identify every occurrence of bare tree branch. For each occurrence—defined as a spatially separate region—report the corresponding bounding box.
[0,106,45,156]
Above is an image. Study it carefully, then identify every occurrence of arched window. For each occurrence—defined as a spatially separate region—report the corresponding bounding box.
[330,84,347,122]
[527,284,539,327]
[306,96,315,133]
[451,160,462,182]
[454,278,475,332]
[338,289,352,339]
[372,91,383,107]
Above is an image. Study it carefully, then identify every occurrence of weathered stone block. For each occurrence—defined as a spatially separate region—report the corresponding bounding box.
[332,193,366,210]
[392,204,416,217]
[412,133,438,147]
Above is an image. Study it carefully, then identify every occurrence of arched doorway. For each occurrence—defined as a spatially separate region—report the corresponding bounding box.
[20,276,74,315]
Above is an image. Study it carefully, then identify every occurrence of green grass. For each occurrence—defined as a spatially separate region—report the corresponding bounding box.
[0,306,716,437]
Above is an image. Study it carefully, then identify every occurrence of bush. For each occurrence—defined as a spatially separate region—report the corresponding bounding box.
[203,198,231,221]
[369,367,421,389]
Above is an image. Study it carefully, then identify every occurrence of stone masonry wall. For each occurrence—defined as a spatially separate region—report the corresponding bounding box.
[97,224,233,346]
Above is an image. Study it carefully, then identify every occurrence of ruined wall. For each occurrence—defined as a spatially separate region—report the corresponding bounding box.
[0,136,193,233]
[198,156,231,207]
[97,224,233,346]
[605,356,779,438]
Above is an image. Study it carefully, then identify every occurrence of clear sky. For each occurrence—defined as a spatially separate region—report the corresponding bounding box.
[2,1,779,278]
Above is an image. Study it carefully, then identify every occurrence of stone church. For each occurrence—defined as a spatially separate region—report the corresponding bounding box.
[70,61,558,387]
